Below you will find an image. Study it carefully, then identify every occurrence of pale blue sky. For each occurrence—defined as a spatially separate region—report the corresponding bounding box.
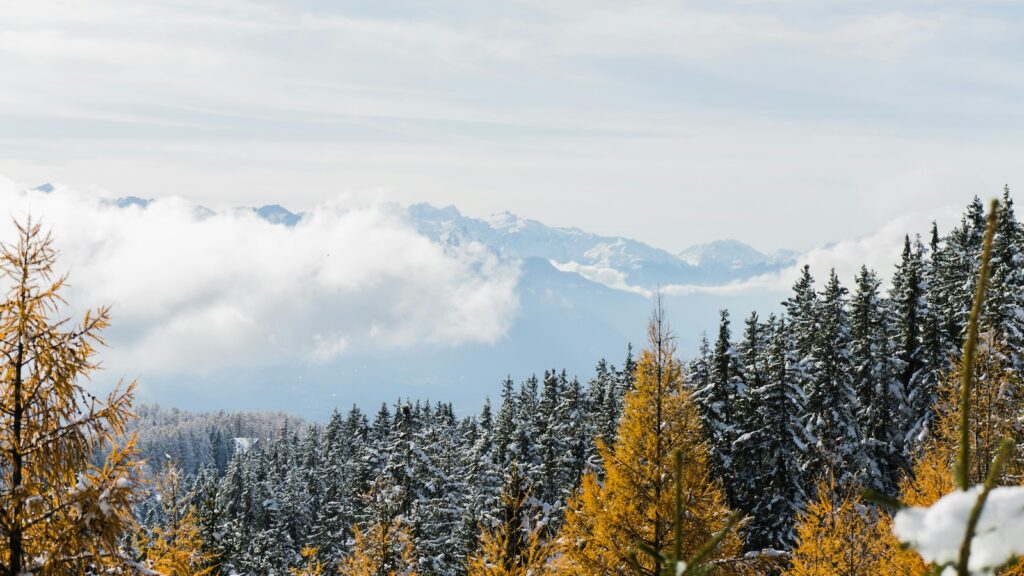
[2,0,1023,251]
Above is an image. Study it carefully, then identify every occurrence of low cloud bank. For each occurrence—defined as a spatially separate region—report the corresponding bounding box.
[0,177,521,378]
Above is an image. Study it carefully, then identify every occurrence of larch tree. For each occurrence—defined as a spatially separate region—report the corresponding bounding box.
[465,463,552,576]
[555,297,739,576]
[338,519,419,576]
[873,335,1024,575]
[785,477,888,576]
[0,219,147,576]
[289,546,325,576]
[134,463,214,575]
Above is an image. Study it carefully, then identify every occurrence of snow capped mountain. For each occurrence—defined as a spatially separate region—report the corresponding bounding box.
[679,239,798,272]
[406,203,793,289]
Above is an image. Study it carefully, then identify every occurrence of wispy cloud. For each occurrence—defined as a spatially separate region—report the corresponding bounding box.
[0,1,1022,253]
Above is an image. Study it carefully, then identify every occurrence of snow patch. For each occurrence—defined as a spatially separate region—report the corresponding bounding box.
[894,486,1024,575]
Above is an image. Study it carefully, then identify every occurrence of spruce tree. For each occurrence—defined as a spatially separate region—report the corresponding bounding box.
[850,266,904,493]
[804,269,861,487]
[741,318,808,551]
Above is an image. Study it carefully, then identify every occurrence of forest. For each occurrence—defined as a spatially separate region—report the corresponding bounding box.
[3,191,1024,575]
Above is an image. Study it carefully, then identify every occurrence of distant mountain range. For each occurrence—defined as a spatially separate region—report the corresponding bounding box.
[60,180,795,292]
[407,204,798,289]
[32,183,799,417]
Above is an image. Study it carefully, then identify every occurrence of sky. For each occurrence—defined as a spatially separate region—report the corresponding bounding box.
[2,0,1023,252]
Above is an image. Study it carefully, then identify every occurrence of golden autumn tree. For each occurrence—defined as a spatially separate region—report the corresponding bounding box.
[785,476,889,576]
[555,297,739,576]
[466,463,552,576]
[337,520,418,576]
[0,219,146,576]
[134,463,214,576]
[290,546,325,576]
[872,336,1024,575]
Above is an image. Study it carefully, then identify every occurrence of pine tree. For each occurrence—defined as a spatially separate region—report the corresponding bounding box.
[917,221,948,441]
[724,312,765,534]
[985,186,1024,372]
[462,400,503,553]
[555,298,739,575]
[890,235,933,444]
[932,197,986,361]
[0,219,146,576]
[494,377,518,468]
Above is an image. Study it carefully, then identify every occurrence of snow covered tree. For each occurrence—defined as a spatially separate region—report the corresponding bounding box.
[889,235,933,444]
[555,299,739,575]
[931,197,986,363]
[985,187,1024,372]
[850,266,904,493]
[494,377,518,468]
[804,269,862,487]
[694,310,744,503]
[735,317,808,552]
[462,400,503,553]
[0,219,146,576]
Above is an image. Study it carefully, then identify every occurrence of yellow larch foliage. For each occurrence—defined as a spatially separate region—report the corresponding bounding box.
[785,477,888,576]
[929,338,1024,486]
[554,301,739,576]
[136,507,214,576]
[466,464,552,576]
[291,546,325,576]
[337,520,418,576]
[874,339,1024,575]
[134,464,214,576]
[0,219,146,576]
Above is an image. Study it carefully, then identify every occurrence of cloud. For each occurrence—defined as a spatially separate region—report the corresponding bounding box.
[660,205,966,297]
[548,259,652,297]
[0,176,520,377]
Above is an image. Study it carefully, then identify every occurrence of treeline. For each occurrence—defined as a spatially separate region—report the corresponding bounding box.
[124,404,304,475]
[137,357,636,575]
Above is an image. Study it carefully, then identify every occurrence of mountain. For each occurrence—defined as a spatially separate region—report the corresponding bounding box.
[93,194,795,417]
[679,239,799,277]
[406,203,795,289]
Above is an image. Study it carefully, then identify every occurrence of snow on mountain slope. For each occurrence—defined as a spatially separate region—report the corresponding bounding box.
[406,203,793,290]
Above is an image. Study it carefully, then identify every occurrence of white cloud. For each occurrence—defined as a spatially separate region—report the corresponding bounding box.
[0,175,520,376]
[549,259,652,297]
[661,205,966,297]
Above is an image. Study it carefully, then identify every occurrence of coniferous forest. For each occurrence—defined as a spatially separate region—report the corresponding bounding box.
[4,191,1024,575]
